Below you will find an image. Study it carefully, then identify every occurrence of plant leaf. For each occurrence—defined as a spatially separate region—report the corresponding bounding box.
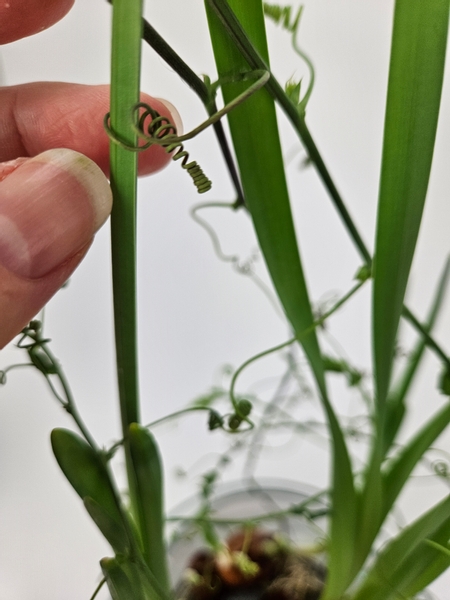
[204,0,325,396]
[84,497,129,555]
[384,257,450,451]
[128,424,170,594]
[396,526,450,599]
[383,402,450,518]
[205,3,358,596]
[51,428,129,552]
[350,495,450,600]
[353,258,450,594]
[373,0,449,408]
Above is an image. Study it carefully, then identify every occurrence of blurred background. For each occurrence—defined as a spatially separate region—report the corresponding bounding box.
[0,0,449,598]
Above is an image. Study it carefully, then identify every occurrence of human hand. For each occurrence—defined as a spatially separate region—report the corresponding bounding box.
[0,0,181,348]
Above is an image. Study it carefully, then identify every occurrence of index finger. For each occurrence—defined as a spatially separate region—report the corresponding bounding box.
[0,0,74,44]
[0,82,181,177]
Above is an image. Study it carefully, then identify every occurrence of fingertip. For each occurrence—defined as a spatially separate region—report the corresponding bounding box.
[0,244,90,349]
[33,149,112,232]
[0,149,111,279]
[1,84,182,180]
[0,0,75,44]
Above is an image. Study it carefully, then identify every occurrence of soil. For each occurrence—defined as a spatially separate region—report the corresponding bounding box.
[175,528,326,600]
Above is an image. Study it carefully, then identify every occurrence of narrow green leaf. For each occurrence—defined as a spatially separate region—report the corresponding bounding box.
[108,0,145,543]
[128,424,170,594]
[109,0,142,435]
[396,525,450,599]
[384,257,450,451]
[205,0,325,395]
[439,367,450,396]
[351,447,384,581]
[51,428,128,552]
[383,402,450,517]
[319,405,358,599]
[373,0,449,407]
[351,495,450,600]
[205,3,357,596]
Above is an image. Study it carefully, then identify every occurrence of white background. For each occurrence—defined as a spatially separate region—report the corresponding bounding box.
[0,1,449,598]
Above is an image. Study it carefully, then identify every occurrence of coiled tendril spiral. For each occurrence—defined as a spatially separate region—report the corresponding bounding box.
[104,102,212,194]
[263,3,301,33]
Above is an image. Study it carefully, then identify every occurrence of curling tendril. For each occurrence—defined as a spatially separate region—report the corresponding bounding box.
[104,70,270,194]
[104,105,212,194]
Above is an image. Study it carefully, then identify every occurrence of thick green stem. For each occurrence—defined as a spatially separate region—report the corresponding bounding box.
[109,0,143,561]
[110,0,142,434]
[141,15,245,204]
[109,6,171,594]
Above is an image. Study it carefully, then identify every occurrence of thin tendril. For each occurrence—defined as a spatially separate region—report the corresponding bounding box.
[16,324,98,450]
[42,344,99,450]
[89,577,106,600]
[107,406,213,455]
[167,489,329,525]
[191,201,240,262]
[0,363,32,375]
[263,4,315,111]
[104,70,269,194]
[243,365,293,479]
[229,279,366,414]
[190,201,284,317]
[105,70,269,145]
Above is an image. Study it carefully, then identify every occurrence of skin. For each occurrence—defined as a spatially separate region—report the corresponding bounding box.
[0,0,178,348]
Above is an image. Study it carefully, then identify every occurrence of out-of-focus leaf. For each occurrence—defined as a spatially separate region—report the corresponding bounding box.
[128,424,170,594]
[439,368,450,396]
[204,0,325,396]
[205,4,358,596]
[51,428,129,552]
[351,495,450,600]
[373,0,449,408]
[383,402,450,517]
[385,257,450,450]
[84,497,129,555]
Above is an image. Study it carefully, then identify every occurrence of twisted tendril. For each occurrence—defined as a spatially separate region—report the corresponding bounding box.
[104,104,212,194]
[104,69,271,196]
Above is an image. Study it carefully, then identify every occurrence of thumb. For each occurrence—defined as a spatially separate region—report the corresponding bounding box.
[0,149,112,348]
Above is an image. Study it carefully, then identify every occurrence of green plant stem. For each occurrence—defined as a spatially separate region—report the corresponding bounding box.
[168,487,329,526]
[168,507,329,526]
[402,306,450,370]
[52,383,93,445]
[134,70,270,147]
[0,363,30,375]
[229,279,366,411]
[109,0,144,566]
[206,0,450,374]
[207,0,370,265]
[89,578,106,600]
[44,348,99,450]
[109,0,142,435]
[107,406,213,456]
[140,14,245,204]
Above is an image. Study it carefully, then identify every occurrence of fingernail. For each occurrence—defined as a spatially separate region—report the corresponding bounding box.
[0,149,112,279]
[156,98,184,135]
